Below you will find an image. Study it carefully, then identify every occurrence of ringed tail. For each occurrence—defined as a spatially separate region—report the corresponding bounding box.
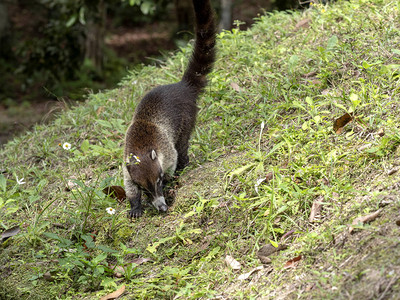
[182,0,216,93]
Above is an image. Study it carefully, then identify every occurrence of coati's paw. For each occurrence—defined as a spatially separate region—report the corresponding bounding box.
[128,207,143,218]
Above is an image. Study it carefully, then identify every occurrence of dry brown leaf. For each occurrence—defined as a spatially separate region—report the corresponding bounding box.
[376,127,385,137]
[333,113,353,134]
[43,272,55,282]
[284,255,302,269]
[311,80,322,85]
[295,18,311,29]
[265,172,274,183]
[238,266,263,280]
[257,243,287,264]
[388,167,399,176]
[111,258,151,277]
[100,285,126,300]
[103,186,126,203]
[230,82,242,92]
[302,71,317,78]
[321,89,330,96]
[358,143,372,152]
[225,255,241,270]
[305,283,315,292]
[281,230,295,242]
[309,195,324,222]
[96,106,105,116]
[1,225,21,242]
[349,209,382,233]
[131,257,151,265]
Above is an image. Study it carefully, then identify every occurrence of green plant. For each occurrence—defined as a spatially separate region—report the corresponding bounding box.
[43,232,118,290]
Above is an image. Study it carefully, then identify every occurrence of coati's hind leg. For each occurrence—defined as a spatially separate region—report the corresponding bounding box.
[176,140,190,171]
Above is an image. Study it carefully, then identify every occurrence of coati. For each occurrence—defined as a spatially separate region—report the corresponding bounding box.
[123,0,216,218]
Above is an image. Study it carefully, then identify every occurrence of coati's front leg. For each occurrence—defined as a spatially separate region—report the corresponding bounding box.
[123,165,143,218]
[128,191,143,218]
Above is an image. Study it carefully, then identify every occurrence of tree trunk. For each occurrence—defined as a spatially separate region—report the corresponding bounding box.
[219,0,233,30]
[0,1,11,58]
[174,0,193,37]
[85,0,106,74]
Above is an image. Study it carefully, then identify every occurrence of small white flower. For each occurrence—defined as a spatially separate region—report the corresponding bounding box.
[254,177,265,193]
[128,153,140,164]
[63,142,72,150]
[16,176,25,185]
[106,207,116,215]
[261,121,265,130]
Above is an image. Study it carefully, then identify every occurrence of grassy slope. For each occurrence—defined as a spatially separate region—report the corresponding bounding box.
[1,0,400,298]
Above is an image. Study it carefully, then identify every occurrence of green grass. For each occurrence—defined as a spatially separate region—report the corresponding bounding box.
[1,0,400,298]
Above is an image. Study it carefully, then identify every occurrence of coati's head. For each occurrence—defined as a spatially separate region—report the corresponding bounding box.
[126,149,168,212]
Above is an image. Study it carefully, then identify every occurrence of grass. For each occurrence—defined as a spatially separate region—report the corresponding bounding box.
[1,0,400,298]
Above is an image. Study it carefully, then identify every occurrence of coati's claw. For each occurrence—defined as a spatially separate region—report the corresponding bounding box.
[128,208,143,218]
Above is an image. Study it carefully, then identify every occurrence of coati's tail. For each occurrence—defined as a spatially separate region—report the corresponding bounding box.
[181,0,216,93]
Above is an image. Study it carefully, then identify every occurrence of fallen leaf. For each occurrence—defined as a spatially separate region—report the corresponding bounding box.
[43,272,55,282]
[100,285,126,300]
[284,255,302,269]
[309,195,324,222]
[321,89,330,96]
[131,257,151,265]
[254,177,265,193]
[387,167,399,176]
[111,258,150,277]
[305,283,315,292]
[376,128,385,137]
[281,230,295,242]
[96,106,104,116]
[333,113,353,134]
[238,266,263,280]
[65,180,77,191]
[358,143,372,151]
[258,255,272,264]
[302,71,317,78]
[257,243,287,264]
[349,209,382,233]
[230,82,242,92]
[103,186,126,203]
[110,265,128,278]
[1,225,21,242]
[225,255,241,270]
[311,80,322,85]
[265,172,274,183]
[295,18,311,29]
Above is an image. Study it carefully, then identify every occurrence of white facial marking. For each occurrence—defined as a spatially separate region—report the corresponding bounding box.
[151,149,157,160]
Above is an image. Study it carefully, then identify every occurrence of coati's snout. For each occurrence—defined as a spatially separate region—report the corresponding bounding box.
[152,196,168,212]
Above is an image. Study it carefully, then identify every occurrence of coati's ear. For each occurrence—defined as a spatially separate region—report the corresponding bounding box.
[151,149,157,160]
